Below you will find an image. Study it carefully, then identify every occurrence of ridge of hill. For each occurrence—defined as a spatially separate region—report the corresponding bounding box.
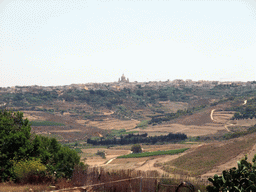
[2,81,256,181]
[1,81,256,143]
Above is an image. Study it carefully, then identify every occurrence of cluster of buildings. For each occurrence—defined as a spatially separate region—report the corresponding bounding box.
[1,74,256,94]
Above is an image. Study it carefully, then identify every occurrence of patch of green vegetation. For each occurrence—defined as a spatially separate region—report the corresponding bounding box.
[136,120,150,129]
[106,129,139,139]
[229,97,256,120]
[73,148,82,153]
[117,148,189,158]
[30,121,65,126]
[222,124,256,140]
[96,150,106,159]
[186,136,201,142]
[113,105,136,120]
[36,133,63,141]
[82,145,108,149]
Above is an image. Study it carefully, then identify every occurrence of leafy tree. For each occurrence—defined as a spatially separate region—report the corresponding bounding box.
[131,144,142,153]
[0,110,33,181]
[31,135,80,179]
[51,146,80,178]
[0,110,82,182]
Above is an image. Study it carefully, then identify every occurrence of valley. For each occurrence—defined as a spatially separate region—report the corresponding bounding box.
[1,79,256,181]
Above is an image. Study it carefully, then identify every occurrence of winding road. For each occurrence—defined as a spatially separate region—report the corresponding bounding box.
[210,100,247,132]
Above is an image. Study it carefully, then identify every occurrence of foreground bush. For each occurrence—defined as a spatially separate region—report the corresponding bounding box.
[207,155,256,192]
[12,158,50,184]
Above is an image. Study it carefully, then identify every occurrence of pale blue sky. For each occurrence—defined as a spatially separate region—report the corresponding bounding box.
[1,0,256,87]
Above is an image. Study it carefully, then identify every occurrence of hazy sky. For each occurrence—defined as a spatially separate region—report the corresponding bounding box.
[1,0,256,87]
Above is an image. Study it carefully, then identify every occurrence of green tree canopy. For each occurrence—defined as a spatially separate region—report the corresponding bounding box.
[131,144,142,154]
[0,110,33,181]
[0,110,81,182]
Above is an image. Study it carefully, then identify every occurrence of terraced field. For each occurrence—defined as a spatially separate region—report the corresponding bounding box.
[84,118,140,130]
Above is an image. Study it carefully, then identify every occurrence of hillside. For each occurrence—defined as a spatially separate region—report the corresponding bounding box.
[2,80,256,183]
[1,80,256,143]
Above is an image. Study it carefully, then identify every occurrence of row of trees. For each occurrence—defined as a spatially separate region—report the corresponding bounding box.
[0,110,82,182]
[87,133,187,146]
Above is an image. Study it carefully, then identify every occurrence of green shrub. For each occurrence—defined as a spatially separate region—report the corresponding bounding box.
[12,159,47,184]
[96,150,106,159]
[74,148,82,153]
[207,155,256,192]
[30,121,65,126]
[136,120,149,128]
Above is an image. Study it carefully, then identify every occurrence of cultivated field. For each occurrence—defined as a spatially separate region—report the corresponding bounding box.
[84,118,140,130]
[21,100,256,181]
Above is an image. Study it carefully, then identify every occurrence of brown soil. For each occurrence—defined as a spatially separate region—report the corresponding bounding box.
[201,142,256,179]
[134,123,224,137]
[23,111,104,142]
[158,101,188,113]
[84,143,199,175]
[85,118,140,130]
[170,108,214,126]
[81,148,131,167]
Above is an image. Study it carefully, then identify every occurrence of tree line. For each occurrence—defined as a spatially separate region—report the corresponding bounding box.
[87,132,187,146]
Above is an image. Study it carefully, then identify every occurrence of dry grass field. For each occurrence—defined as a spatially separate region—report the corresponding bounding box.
[82,143,200,176]
[133,123,224,137]
[0,182,53,192]
[158,101,188,113]
[84,118,140,130]
[161,134,256,177]
[81,148,131,167]
[23,111,47,121]
[133,107,235,137]
[22,111,104,142]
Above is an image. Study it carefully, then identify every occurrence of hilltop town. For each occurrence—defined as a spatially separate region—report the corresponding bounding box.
[1,74,256,93]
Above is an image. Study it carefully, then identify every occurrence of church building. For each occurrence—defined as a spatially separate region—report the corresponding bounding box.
[118,74,129,83]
